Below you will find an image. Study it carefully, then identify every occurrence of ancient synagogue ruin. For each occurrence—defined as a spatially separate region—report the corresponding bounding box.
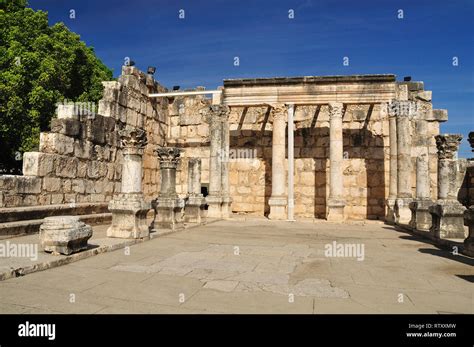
[0,66,473,256]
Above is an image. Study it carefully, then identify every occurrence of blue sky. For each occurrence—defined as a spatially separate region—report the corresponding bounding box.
[29,0,474,157]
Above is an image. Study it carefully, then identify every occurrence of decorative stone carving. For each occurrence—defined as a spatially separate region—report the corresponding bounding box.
[429,134,467,239]
[107,128,151,239]
[435,134,462,160]
[185,158,206,224]
[40,216,92,255]
[151,146,184,231]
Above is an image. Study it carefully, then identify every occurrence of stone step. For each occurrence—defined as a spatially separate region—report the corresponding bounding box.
[0,202,109,223]
[0,213,112,239]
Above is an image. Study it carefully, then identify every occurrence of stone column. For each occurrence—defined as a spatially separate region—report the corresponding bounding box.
[429,134,467,239]
[394,111,413,225]
[385,103,398,224]
[185,158,206,224]
[268,103,288,220]
[220,109,232,218]
[107,128,151,239]
[204,105,230,218]
[326,102,345,221]
[151,147,184,232]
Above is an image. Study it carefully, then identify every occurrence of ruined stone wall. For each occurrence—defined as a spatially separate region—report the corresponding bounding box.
[0,66,168,208]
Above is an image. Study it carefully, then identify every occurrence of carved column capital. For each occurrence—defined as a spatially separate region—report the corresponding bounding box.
[269,103,288,121]
[388,100,418,119]
[328,102,344,118]
[435,134,462,160]
[155,146,182,169]
[119,128,147,155]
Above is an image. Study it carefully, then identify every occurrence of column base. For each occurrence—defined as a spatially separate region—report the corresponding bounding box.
[206,195,223,219]
[395,198,413,226]
[429,200,467,240]
[385,198,397,225]
[326,198,346,222]
[408,199,433,232]
[151,197,184,232]
[107,193,151,239]
[268,196,287,220]
[184,195,206,224]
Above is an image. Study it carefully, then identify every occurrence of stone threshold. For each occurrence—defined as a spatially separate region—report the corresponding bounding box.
[0,218,221,282]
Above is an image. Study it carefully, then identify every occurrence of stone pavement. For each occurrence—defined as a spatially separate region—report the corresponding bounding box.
[0,218,472,314]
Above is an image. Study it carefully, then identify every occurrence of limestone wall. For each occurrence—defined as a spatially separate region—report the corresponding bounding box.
[0,66,168,208]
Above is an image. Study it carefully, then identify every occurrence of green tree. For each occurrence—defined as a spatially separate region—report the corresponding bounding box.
[0,0,113,173]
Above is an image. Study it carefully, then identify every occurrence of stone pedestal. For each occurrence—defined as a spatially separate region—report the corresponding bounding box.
[463,206,474,257]
[268,104,288,220]
[151,147,184,232]
[185,158,206,224]
[107,128,151,239]
[429,200,467,239]
[326,102,346,221]
[40,216,92,255]
[107,193,150,238]
[429,134,467,240]
[409,199,432,232]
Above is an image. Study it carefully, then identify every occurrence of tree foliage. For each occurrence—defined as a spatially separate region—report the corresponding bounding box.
[0,0,113,172]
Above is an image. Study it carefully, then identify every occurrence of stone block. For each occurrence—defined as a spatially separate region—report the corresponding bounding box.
[87,116,106,144]
[57,104,78,120]
[43,177,61,192]
[15,176,42,194]
[50,118,81,137]
[55,156,78,178]
[39,216,93,255]
[22,152,55,177]
[39,133,74,155]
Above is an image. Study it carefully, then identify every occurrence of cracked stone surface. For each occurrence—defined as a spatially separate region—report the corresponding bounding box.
[0,217,472,313]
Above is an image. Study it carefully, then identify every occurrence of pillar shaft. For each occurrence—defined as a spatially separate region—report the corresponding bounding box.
[416,151,430,199]
[385,105,398,224]
[326,102,345,221]
[396,113,413,198]
[203,105,230,219]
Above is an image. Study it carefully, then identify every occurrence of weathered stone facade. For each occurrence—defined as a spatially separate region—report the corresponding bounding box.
[2,68,472,226]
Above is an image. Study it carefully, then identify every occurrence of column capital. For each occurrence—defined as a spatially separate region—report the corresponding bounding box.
[435,134,462,160]
[388,100,418,119]
[119,128,147,155]
[269,103,287,121]
[155,146,182,169]
[328,102,344,118]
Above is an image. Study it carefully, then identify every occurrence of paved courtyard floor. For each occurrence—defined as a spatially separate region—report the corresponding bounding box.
[0,218,472,314]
